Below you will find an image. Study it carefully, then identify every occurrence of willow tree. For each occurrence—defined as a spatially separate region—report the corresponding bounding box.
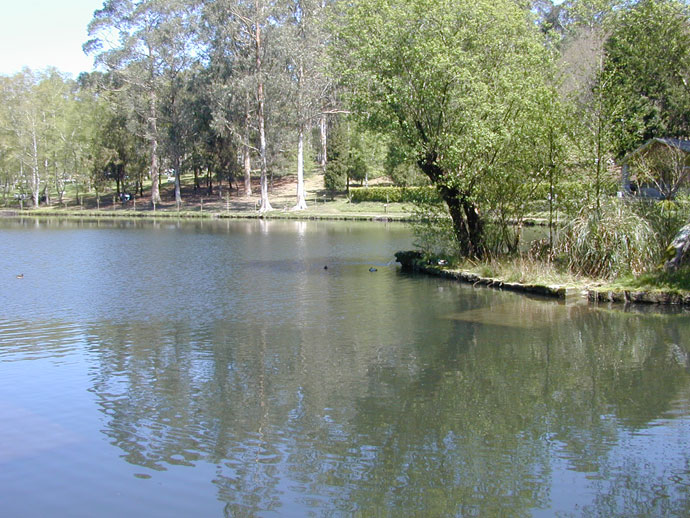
[334,0,557,257]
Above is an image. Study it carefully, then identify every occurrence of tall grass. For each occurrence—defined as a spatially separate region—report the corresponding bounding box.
[555,200,658,279]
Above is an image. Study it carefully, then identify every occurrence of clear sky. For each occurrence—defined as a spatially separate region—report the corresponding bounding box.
[0,0,105,77]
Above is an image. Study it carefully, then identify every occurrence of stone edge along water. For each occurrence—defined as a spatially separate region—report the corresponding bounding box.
[395,250,690,307]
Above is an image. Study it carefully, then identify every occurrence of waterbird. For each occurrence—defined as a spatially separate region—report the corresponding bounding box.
[369,267,378,272]
[324,265,328,270]
[16,273,24,279]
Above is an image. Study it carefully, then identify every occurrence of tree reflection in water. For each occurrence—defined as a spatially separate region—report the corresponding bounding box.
[84,286,690,517]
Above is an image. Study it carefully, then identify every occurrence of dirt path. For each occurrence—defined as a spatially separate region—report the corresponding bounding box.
[151,173,326,212]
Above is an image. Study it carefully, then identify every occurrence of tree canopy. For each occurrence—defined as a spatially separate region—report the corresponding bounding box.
[603,0,690,158]
[333,0,560,256]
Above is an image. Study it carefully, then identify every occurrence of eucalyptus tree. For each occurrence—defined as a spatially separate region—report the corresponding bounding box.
[281,0,332,209]
[250,0,274,212]
[238,0,285,212]
[85,0,199,206]
[334,0,558,257]
[201,0,257,197]
[201,0,290,211]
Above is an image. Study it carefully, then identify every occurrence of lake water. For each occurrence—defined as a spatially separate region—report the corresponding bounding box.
[1,217,690,517]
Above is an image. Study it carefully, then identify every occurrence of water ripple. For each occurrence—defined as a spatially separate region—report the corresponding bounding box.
[0,318,85,362]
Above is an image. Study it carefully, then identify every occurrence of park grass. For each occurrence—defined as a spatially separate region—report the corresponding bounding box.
[452,255,596,292]
[609,268,690,294]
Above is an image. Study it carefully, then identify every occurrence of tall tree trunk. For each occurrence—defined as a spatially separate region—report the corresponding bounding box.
[31,129,40,208]
[255,0,272,213]
[173,154,182,205]
[320,113,327,175]
[294,122,308,210]
[44,157,51,206]
[149,90,162,206]
[243,146,252,197]
[244,95,253,197]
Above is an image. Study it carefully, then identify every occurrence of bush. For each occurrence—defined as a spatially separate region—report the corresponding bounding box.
[349,186,440,203]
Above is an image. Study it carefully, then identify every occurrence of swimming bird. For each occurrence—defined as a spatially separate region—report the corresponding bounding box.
[324,265,328,270]
[16,273,24,279]
[369,267,377,272]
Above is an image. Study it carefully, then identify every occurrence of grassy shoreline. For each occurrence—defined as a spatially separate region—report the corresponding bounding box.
[395,251,690,308]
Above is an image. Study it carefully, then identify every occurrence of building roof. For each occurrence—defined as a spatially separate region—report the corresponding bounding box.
[623,137,690,163]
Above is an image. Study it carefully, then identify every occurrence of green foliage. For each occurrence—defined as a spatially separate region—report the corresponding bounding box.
[325,119,349,193]
[384,143,427,186]
[349,186,439,203]
[347,144,368,185]
[333,0,561,257]
[555,200,658,278]
[410,200,462,259]
[631,198,690,252]
[325,118,381,192]
[603,0,690,158]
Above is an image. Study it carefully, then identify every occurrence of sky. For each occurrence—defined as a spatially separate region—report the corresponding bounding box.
[0,0,105,77]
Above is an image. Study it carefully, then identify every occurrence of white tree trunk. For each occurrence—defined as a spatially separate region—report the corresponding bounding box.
[31,127,40,207]
[243,146,252,197]
[174,169,182,205]
[320,113,327,175]
[256,0,272,213]
[150,136,161,206]
[293,124,308,210]
[257,80,272,212]
[243,97,253,197]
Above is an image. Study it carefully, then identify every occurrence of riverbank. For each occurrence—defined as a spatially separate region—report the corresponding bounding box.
[395,250,690,308]
[1,173,417,222]
[0,205,414,223]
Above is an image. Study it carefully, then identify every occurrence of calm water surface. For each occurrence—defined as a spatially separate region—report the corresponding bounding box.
[1,217,690,517]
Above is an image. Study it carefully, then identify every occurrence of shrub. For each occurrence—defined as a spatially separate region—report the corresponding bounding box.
[349,186,439,203]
